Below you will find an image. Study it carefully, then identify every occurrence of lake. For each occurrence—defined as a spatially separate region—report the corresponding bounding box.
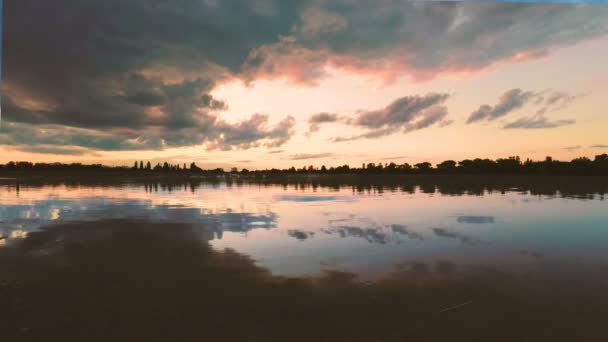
[2,176,608,341]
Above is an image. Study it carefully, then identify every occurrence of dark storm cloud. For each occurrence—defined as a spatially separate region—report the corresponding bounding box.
[2,70,297,151]
[244,2,608,84]
[2,1,608,153]
[0,122,145,151]
[467,89,536,124]
[503,116,575,129]
[2,0,302,152]
[0,115,295,152]
[331,93,450,142]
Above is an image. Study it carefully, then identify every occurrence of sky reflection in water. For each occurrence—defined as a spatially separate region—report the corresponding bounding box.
[1,181,607,278]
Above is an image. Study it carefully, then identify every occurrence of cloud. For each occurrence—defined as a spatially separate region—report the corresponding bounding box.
[308,112,340,133]
[241,35,329,87]
[267,150,285,154]
[467,89,536,123]
[379,156,409,160]
[504,116,575,129]
[289,153,334,160]
[204,114,296,150]
[1,74,297,152]
[0,122,147,151]
[4,1,608,153]
[9,145,99,156]
[244,2,608,85]
[0,114,296,152]
[352,94,450,129]
[300,6,348,36]
[468,89,580,129]
[332,128,399,143]
[592,144,608,148]
[544,91,579,109]
[330,93,450,142]
[2,0,302,152]
[563,145,582,151]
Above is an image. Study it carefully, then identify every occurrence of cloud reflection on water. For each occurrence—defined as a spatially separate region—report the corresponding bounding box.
[0,198,278,245]
[456,215,495,224]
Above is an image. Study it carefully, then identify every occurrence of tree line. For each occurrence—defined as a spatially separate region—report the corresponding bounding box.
[1,154,607,175]
[262,155,608,175]
[129,161,206,172]
[0,161,209,173]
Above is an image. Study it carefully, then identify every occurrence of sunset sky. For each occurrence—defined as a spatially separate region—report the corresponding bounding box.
[1,1,608,169]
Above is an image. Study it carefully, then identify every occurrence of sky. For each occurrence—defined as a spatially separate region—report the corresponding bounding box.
[1,0,608,169]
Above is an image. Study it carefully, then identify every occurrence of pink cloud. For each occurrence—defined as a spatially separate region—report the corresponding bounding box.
[241,37,561,87]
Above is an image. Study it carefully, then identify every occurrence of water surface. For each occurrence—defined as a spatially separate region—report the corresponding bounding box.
[2,179,607,277]
[1,177,608,341]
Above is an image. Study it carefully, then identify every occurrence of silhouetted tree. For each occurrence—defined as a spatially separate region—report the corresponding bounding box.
[437,160,456,172]
[4,154,608,176]
[414,162,432,173]
[190,162,202,172]
[398,163,412,171]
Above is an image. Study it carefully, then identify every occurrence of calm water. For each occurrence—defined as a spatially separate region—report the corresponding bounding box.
[1,180,607,277]
[2,178,608,341]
